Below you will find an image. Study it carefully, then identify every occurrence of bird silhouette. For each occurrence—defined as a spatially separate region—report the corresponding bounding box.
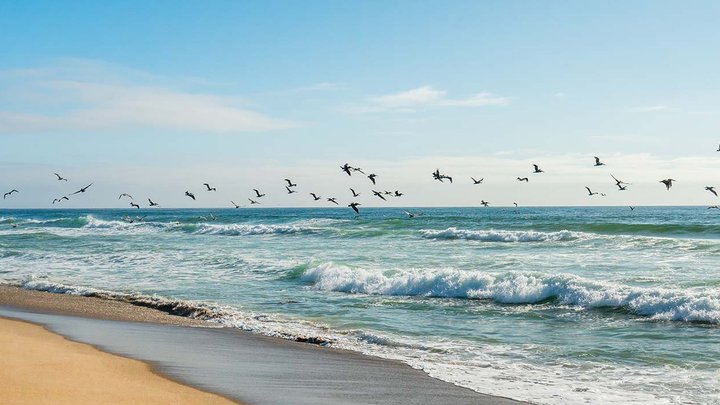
[394,190,404,197]
[231,201,240,208]
[310,193,322,201]
[532,164,544,173]
[348,202,361,214]
[148,199,160,207]
[203,183,216,191]
[327,197,339,205]
[706,186,718,197]
[372,190,387,201]
[130,202,140,209]
[286,186,297,194]
[284,179,297,187]
[253,189,266,198]
[368,174,378,185]
[350,188,360,197]
[118,193,133,200]
[517,177,529,182]
[248,199,260,205]
[341,163,353,176]
[660,179,676,190]
[52,196,69,204]
[585,186,598,196]
[54,173,68,181]
[185,191,196,200]
[480,200,489,207]
[69,183,93,195]
[471,177,483,184]
[593,156,605,166]
[3,189,19,199]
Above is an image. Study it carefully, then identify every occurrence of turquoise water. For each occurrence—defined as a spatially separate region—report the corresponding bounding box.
[1,207,719,404]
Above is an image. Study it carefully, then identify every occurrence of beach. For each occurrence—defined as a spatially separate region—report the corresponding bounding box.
[0,285,521,405]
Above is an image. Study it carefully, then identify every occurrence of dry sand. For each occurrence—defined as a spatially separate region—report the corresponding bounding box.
[0,316,237,404]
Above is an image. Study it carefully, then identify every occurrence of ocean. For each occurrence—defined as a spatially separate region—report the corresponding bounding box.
[1,207,719,404]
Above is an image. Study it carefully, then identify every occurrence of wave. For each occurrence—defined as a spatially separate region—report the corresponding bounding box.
[193,222,321,236]
[421,227,582,242]
[299,263,720,323]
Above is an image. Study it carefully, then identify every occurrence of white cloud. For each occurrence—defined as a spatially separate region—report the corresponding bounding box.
[346,85,509,113]
[0,60,301,134]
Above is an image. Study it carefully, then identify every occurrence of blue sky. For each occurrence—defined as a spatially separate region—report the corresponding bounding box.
[1,1,719,208]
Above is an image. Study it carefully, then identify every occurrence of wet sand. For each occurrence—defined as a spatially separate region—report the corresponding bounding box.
[0,286,524,405]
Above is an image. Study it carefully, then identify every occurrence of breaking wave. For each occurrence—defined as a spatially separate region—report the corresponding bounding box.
[421,227,582,242]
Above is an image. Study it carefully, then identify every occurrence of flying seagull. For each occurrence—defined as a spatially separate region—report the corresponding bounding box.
[118,193,133,200]
[350,188,360,197]
[585,186,599,196]
[52,196,69,204]
[69,183,93,195]
[54,173,68,181]
[660,179,676,190]
[327,197,339,205]
[253,189,266,198]
[203,183,217,191]
[148,199,160,207]
[130,202,140,209]
[372,190,387,201]
[532,164,544,173]
[593,156,605,166]
[471,177,484,184]
[706,186,718,197]
[310,193,322,201]
[368,173,378,185]
[286,186,297,194]
[348,202,361,214]
[185,191,196,200]
[231,201,240,208]
[517,177,529,182]
[3,189,19,199]
[284,179,297,187]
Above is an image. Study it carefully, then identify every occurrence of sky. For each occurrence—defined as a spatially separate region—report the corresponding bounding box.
[1,0,719,208]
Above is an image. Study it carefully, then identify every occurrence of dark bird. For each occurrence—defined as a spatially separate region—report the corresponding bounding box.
[517,177,529,182]
[284,179,297,187]
[253,189,266,198]
[327,197,339,205]
[630,206,635,211]
[372,190,387,201]
[286,186,297,194]
[231,201,240,208]
[130,202,140,209]
[717,144,720,152]
[532,164,544,173]
[185,191,196,200]
[383,190,394,195]
[480,200,489,207]
[660,179,676,190]
[52,196,69,204]
[432,169,452,183]
[611,174,630,186]
[404,211,416,218]
[513,202,518,207]
[54,173,68,181]
[471,177,483,184]
[394,190,404,197]
[341,163,353,176]
[585,186,598,196]
[368,173,378,185]
[203,183,217,191]
[118,193,133,200]
[617,184,628,191]
[148,199,160,207]
[69,183,93,195]
[310,193,322,201]
[3,189,19,199]
[709,205,719,209]
[350,188,360,197]
[248,199,260,205]
[352,167,366,174]
[593,156,605,166]
[348,202,361,214]
[705,186,718,197]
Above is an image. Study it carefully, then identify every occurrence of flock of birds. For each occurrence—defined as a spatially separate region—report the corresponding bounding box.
[3,147,720,217]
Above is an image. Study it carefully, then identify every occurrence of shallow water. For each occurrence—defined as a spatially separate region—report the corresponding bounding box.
[1,207,719,404]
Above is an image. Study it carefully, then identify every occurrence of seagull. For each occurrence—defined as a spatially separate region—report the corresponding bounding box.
[350,188,361,197]
[341,163,353,176]
[310,193,322,201]
[284,179,297,187]
[185,191,196,200]
[480,200,489,207]
[130,202,140,209]
[231,201,240,208]
[593,156,605,166]
[203,183,217,192]
[3,189,19,199]
[253,189,266,198]
[368,174,378,185]
[248,199,260,205]
[532,164,544,173]
[471,177,484,184]
[372,190,387,201]
[705,186,718,197]
[54,173,68,181]
[394,190,404,197]
[118,193,133,200]
[327,197,339,205]
[286,186,297,194]
[585,186,598,196]
[148,199,160,207]
[348,202,361,214]
[517,177,529,182]
[69,183,93,195]
[52,196,69,204]
[660,179,676,190]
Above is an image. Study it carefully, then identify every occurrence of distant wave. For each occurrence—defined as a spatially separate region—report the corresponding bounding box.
[421,227,582,242]
[193,223,319,236]
[300,263,720,323]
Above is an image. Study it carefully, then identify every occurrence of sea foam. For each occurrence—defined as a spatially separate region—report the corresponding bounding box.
[420,227,582,242]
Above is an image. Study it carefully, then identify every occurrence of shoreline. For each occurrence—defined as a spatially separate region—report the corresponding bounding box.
[0,285,525,405]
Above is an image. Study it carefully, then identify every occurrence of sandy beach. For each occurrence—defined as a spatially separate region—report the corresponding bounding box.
[0,286,522,405]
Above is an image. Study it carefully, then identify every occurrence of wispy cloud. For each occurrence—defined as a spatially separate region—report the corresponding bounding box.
[344,85,509,113]
[0,60,301,134]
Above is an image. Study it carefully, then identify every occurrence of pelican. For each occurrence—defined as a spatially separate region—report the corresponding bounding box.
[348,202,361,214]
[130,202,140,209]
[480,200,489,207]
[394,190,404,197]
[341,163,353,176]
[660,179,675,190]
[350,188,360,197]
[148,199,160,207]
[352,167,366,175]
[118,193,133,200]
[372,190,387,201]
[368,173,378,185]
[284,179,297,187]
[585,186,598,196]
[327,197,339,205]
[231,201,240,208]
[532,164,544,173]
[253,189,266,198]
[69,183,93,195]
[471,177,483,184]
[593,156,605,166]
[248,199,260,205]
[54,173,68,181]
[185,191,196,200]
[286,186,297,194]
[513,202,518,207]
[3,189,19,199]
[517,177,529,182]
[310,193,322,201]
[705,186,717,197]
[203,183,217,191]
[630,206,635,211]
